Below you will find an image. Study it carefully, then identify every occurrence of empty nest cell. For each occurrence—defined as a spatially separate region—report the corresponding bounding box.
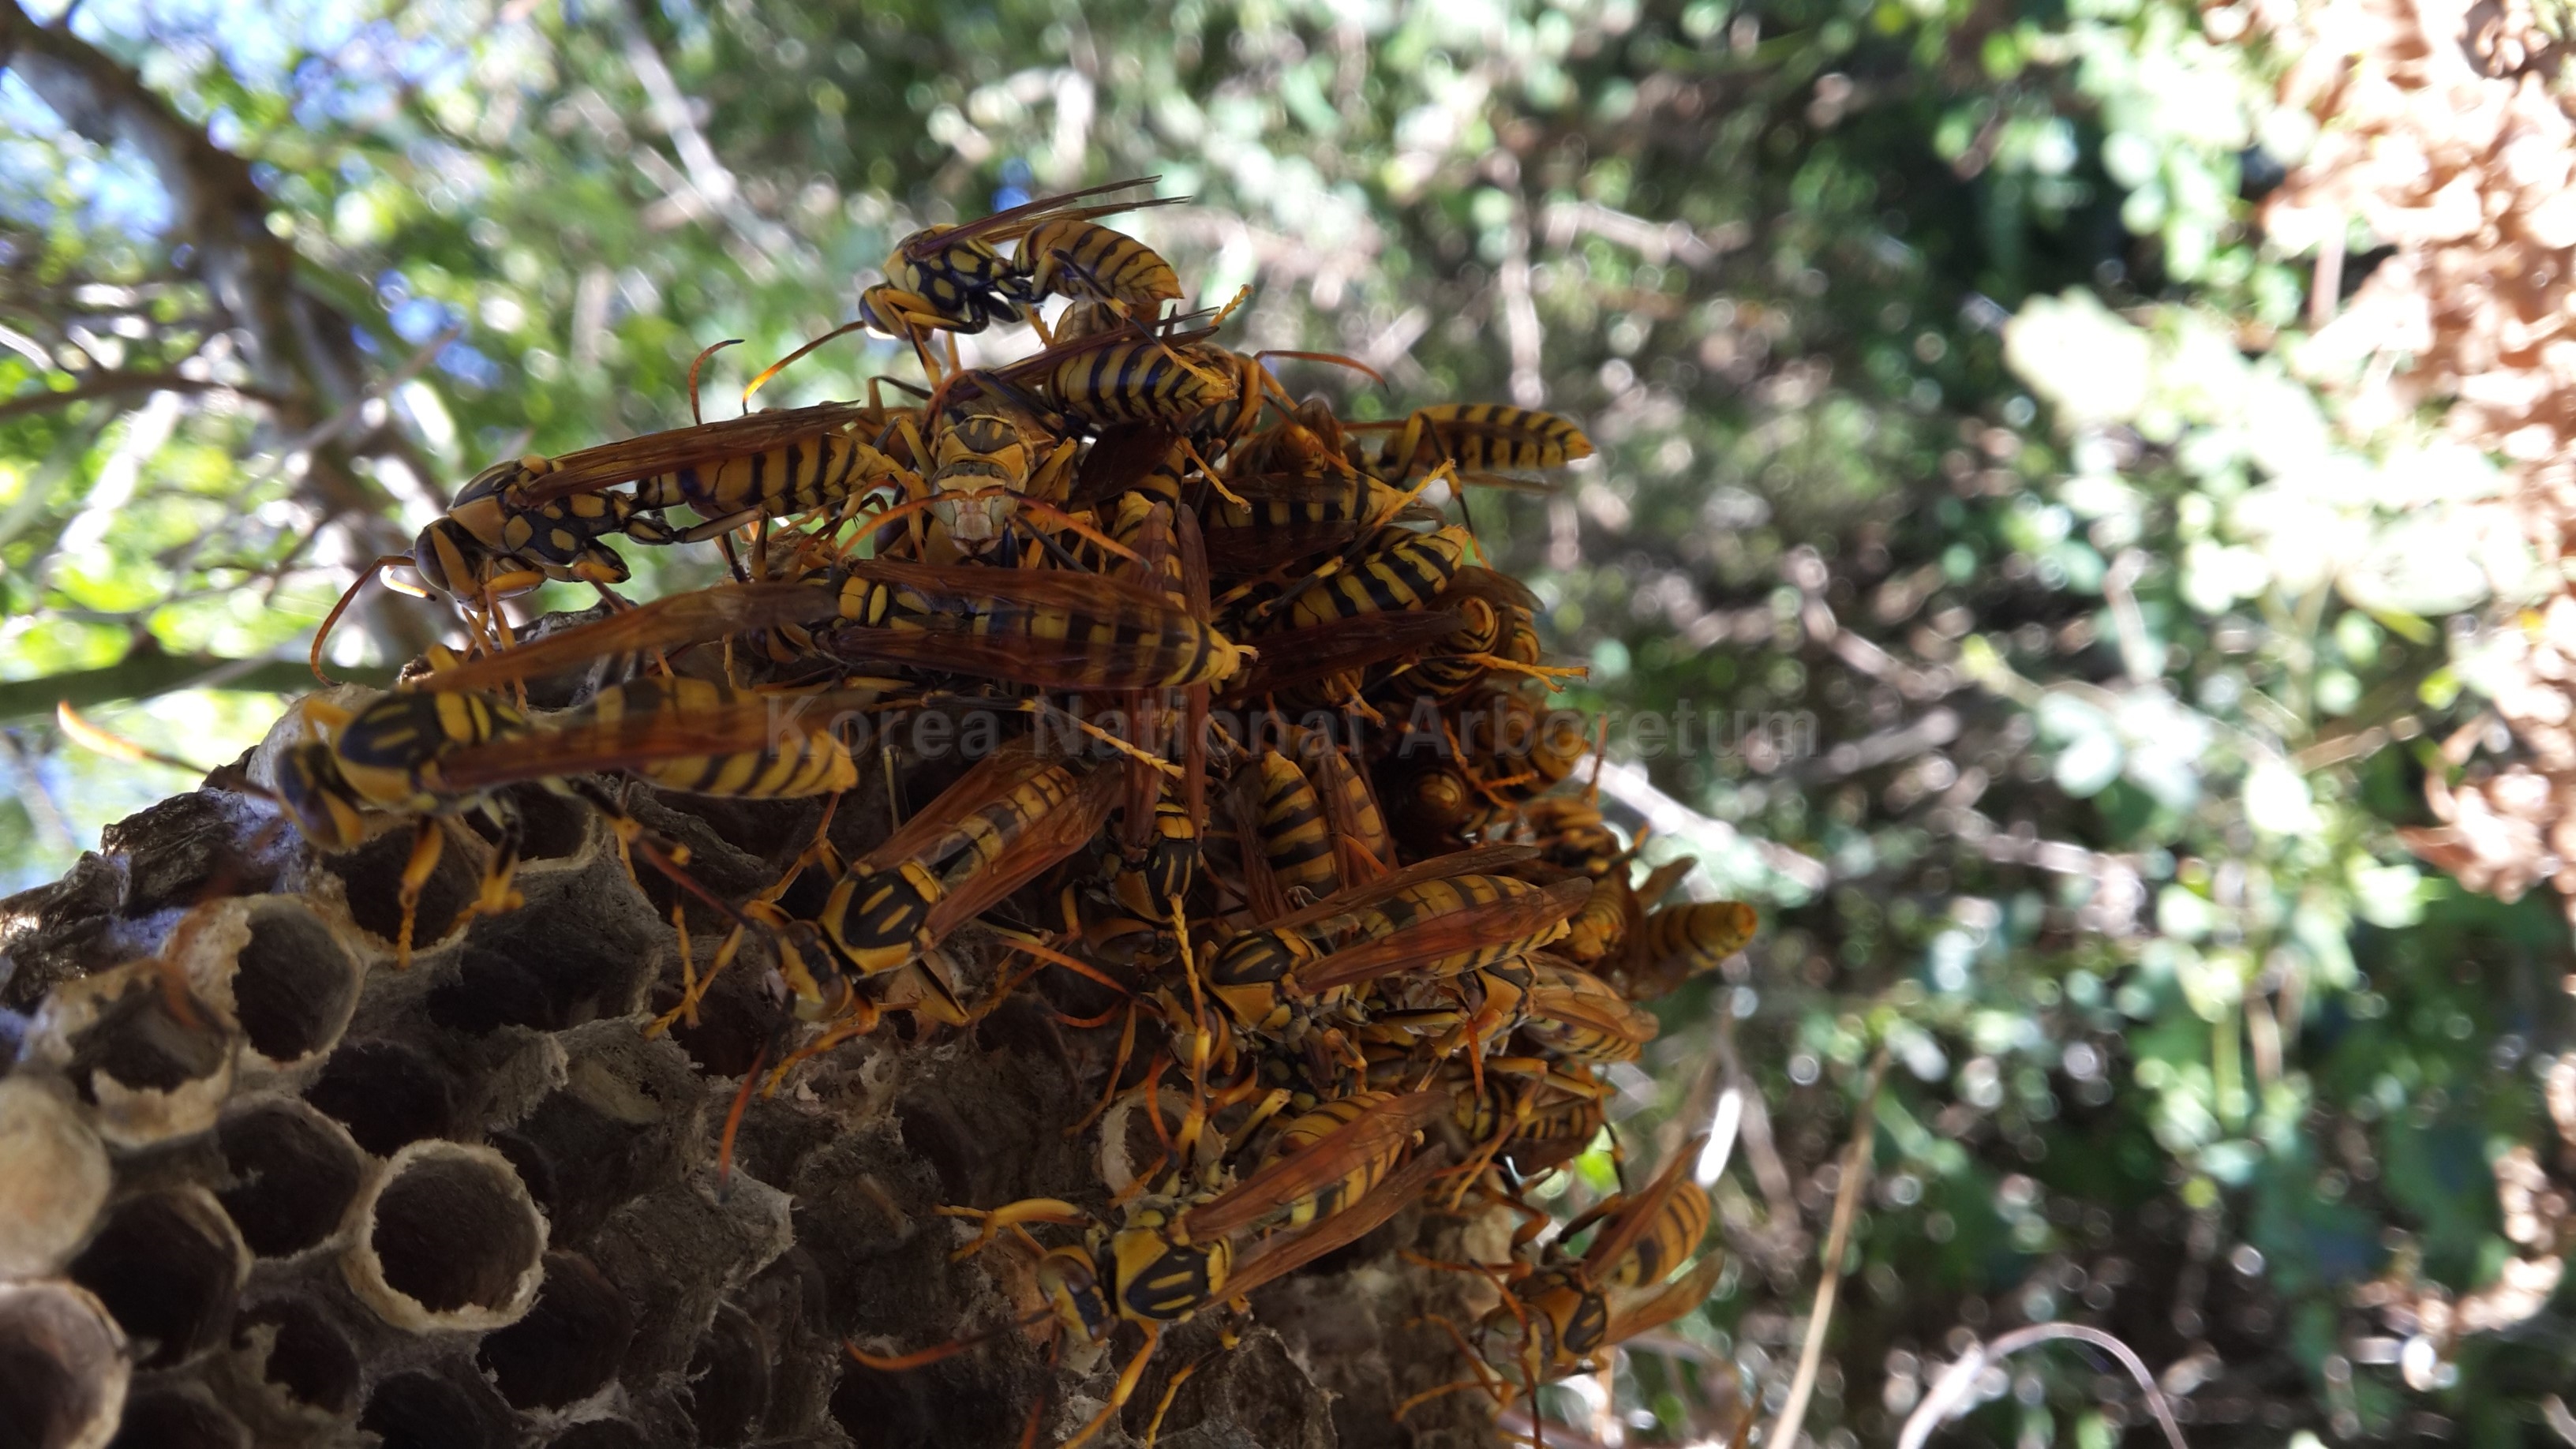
[221,900,359,1066]
[427,900,657,1035]
[0,1076,110,1277]
[102,1382,249,1449]
[355,1368,511,1449]
[212,1099,365,1259]
[474,1252,632,1411]
[301,1039,458,1158]
[340,1140,545,1333]
[227,1295,361,1419]
[0,1279,129,1449]
[66,1188,248,1372]
[42,960,237,1150]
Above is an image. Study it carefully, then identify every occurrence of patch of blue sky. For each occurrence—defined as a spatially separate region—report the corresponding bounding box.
[0,77,174,238]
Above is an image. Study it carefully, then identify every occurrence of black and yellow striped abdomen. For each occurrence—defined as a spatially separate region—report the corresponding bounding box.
[1375,402,1595,481]
[1601,1180,1712,1290]
[1249,750,1340,904]
[337,689,530,811]
[586,678,858,799]
[1046,339,1232,429]
[1017,218,1181,310]
[1282,526,1470,633]
[629,429,897,530]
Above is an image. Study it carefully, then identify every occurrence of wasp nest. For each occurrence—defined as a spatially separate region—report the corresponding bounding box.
[0,754,1500,1449]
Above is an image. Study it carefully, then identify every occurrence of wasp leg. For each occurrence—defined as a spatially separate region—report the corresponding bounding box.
[394,818,446,969]
[1141,1351,1210,1449]
[938,1198,1091,1261]
[462,800,528,926]
[1060,1321,1162,1449]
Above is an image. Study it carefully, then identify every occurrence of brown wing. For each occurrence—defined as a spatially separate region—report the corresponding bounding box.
[1228,758,1296,924]
[1200,521,1366,579]
[416,582,844,695]
[1439,565,1543,613]
[903,177,1170,255]
[838,556,1182,617]
[1526,964,1660,1043]
[513,402,876,504]
[1286,878,1587,995]
[1601,1255,1725,1346]
[1179,1090,1449,1243]
[1174,508,1214,826]
[820,631,1177,692]
[857,735,1054,872]
[1221,1146,1451,1301]
[431,686,879,792]
[1066,422,1185,508]
[1634,858,1699,910]
[1263,843,1541,936]
[1578,1135,1709,1284]
[1305,745,1392,886]
[1220,607,1466,701]
[919,762,1121,939]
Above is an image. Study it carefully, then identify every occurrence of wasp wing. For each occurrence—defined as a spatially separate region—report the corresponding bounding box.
[1179,1090,1448,1243]
[1305,743,1393,886]
[430,685,878,793]
[857,734,1055,873]
[416,582,844,695]
[1578,1134,1710,1286]
[919,761,1122,940]
[1525,964,1661,1044]
[1200,521,1365,579]
[902,177,1170,254]
[1219,607,1466,701]
[1261,842,1541,937]
[1286,878,1587,995]
[512,403,878,504]
[1220,1146,1451,1302]
[1601,1254,1726,1346]
[1065,422,1184,508]
[1228,756,1297,925]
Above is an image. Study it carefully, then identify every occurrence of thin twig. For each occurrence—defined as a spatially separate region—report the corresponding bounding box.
[0,369,279,423]
[1896,1324,2188,1449]
[1761,1047,1889,1449]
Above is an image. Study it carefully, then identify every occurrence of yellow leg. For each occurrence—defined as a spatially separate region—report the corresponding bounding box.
[938,1199,1090,1261]
[1061,1322,1161,1449]
[395,818,444,969]
[1142,1353,1207,1448]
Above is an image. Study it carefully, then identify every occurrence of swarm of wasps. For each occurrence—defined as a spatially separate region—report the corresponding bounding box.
[118,178,1765,1445]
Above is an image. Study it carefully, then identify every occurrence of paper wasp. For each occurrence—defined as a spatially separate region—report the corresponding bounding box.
[1202,844,1584,1043]
[410,560,1250,699]
[856,177,1181,369]
[1403,1136,1723,1440]
[1601,900,1761,1003]
[850,1094,1451,1449]
[1348,402,1597,488]
[64,674,867,967]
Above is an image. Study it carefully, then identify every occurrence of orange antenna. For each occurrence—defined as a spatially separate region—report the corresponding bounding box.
[687,338,745,424]
[1255,349,1388,390]
[743,321,872,410]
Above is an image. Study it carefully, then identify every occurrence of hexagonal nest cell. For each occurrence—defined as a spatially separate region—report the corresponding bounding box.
[0,768,1506,1449]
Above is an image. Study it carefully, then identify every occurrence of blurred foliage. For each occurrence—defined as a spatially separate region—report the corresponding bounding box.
[6,0,2574,1442]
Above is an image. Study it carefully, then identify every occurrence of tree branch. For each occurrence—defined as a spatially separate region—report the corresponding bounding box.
[0,369,279,423]
[2,653,395,719]
[0,0,432,657]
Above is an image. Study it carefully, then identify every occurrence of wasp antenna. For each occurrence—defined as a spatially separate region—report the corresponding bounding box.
[58,703,211,778]
[312,554,415,685]
[714,1035,769,1196]
[687,338,746,424]
[1255,349,1389,390]
[745,320,874,410]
